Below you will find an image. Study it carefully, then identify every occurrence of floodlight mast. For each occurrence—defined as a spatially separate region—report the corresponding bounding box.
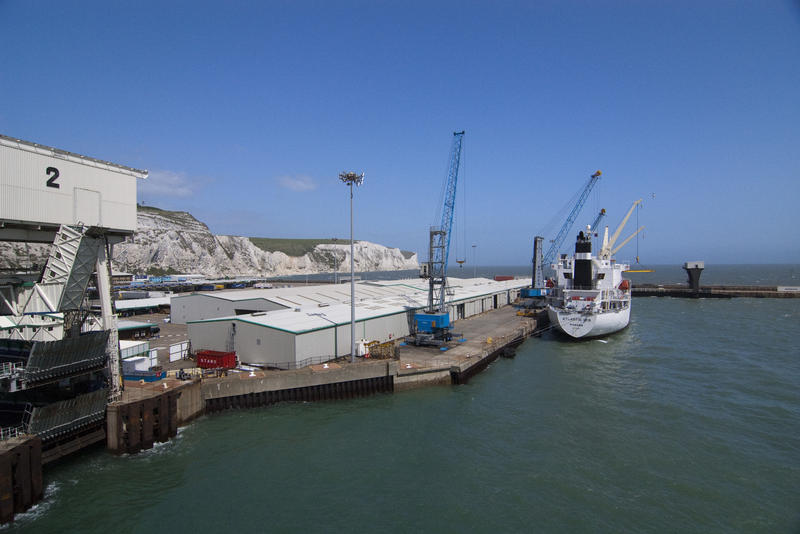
[339,171,364,363]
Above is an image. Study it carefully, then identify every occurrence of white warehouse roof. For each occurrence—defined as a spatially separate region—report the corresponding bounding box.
[189,277,528,335]
[113,297,171,311]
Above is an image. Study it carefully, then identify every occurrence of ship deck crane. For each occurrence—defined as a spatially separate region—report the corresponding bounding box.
[522,170,602,298]
[599,198,644,259]
[412,131,465,346]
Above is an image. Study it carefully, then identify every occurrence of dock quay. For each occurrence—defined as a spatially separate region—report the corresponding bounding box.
[104,304,543,454]
[397,306,539,388]
[632,284,800,298]
[106,378,203,455]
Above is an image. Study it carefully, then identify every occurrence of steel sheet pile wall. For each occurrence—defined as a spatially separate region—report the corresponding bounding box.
[106,390,179,455]
[0,436,43,524]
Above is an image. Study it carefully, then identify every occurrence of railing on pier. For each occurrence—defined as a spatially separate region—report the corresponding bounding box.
[0,362,23,379]
[0,426,27,441]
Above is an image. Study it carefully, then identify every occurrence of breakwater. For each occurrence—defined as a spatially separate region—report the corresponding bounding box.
[632,284,800,298]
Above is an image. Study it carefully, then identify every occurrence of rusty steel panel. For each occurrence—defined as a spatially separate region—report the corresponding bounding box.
[12,444,30,513]
[28,439,42,503]
[126,404,141,454]
[157,395,170,442]
[141,399,154,450]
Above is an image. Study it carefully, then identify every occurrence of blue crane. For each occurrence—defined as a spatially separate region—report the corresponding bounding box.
[589,208,606,234]
[413,131,465,344]
[522,170,602,297]
[541,170,602,268]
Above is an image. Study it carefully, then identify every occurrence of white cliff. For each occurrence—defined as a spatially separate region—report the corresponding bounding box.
[116,206,417,277]
[0,206,419,277]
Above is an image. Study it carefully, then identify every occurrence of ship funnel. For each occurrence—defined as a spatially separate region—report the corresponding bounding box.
[574,230,593,289]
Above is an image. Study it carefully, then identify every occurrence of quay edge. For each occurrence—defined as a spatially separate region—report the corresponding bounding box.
[106,305,545,452]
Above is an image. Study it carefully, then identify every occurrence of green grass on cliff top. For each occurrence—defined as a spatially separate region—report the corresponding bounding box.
[137,205,414,259]
[249,238,349,257]
[249,238,415,259]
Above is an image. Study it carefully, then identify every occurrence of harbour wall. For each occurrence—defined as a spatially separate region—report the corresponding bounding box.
[202,360,396,412]
[106,305,542,454]
[632,285,800,298]
[2,304,541,521]
[0,436,43,524]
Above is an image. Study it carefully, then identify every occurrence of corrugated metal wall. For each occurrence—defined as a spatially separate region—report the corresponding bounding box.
[171,294,285,324]
[236,321,295,366]
[187,320,230,353]
[188,286,525,367]
[0,143,138,231]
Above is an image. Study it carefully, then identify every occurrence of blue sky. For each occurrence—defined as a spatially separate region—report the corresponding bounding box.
[2,1,799,265]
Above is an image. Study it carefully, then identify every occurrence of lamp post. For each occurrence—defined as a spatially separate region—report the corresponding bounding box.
[339,171,364,363]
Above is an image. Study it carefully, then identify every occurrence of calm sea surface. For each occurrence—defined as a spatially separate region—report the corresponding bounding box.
[7,266,800,533]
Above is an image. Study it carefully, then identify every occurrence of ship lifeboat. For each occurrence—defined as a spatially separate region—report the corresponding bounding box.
[618,279,630,291]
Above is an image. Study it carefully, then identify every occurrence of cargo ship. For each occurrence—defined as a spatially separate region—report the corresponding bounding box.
[546,201,642,339]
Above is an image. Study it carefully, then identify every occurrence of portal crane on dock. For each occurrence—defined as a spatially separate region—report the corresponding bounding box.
[521,170,602,299]
[412,131,465,346]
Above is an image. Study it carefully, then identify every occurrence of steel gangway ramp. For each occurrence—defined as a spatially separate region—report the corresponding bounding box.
[23,331,109,386]
[27,389,108,442]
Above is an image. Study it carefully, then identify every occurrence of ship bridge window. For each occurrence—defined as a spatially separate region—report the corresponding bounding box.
[597,273,605,279]
[563,273,572,279]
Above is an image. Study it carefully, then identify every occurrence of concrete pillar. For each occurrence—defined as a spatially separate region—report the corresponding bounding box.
[683,261,705,291]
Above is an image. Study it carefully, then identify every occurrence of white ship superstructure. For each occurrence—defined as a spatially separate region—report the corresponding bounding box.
[547,200,643,339]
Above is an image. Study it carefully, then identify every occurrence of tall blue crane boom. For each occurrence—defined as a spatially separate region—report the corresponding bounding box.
[590,208,606,234]
[524,170,602,296]
[428,130,465,313]
[542,170,602,267]
[413,131,464,344]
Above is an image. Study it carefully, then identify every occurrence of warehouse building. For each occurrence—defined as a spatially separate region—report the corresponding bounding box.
[186,277,527,368]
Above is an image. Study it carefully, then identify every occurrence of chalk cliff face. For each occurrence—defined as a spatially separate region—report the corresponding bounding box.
[115,207,418,277]
[0,206,418,277]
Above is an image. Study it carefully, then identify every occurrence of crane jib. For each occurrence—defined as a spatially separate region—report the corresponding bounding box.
[542,171,601,266]
[429,131,464,315]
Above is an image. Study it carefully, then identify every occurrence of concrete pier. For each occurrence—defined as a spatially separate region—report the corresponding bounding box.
[202,360,396,412]
[0,436,43,524]
[106,379,202,455]
[632,284,800,298]
[105,304,543,453]
[396,306,540,389]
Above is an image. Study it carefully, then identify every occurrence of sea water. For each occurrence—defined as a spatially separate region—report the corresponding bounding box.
[6,266,799,533]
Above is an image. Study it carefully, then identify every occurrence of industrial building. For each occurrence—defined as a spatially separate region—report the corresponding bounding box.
[186,277,527,368]
[0,133,146,465]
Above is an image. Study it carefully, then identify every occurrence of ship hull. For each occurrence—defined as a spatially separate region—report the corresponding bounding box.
[547,305,630,339]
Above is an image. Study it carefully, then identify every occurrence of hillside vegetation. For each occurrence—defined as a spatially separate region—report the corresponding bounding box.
[249,238,349,257]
